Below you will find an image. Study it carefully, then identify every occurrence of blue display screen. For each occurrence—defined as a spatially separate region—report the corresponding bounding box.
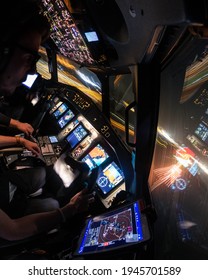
[76,201,144,255]
[49,135,58,143]
[85,31,99,42]
[53,103,68,119]
[66,124,88,148]
[58,109,75,128]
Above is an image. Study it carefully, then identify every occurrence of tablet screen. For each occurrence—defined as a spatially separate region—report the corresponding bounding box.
[75,201,150,256]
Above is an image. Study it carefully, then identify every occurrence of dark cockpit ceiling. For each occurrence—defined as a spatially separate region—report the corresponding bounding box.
[40,0,208,72]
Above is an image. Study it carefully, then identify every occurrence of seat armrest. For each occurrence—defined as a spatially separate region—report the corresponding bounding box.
[0,147,24,156]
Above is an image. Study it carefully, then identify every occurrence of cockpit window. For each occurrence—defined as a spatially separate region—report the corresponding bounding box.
[36,46,51,80]
[149,36,208,258]
[56,53,102,108]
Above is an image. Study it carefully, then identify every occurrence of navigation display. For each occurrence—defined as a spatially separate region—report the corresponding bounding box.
[96,161,124,196]
[75,201,150,255]
[66,124,88,149]
[53,103,68,119]
[81,144,109,170]
[58,109,75,128]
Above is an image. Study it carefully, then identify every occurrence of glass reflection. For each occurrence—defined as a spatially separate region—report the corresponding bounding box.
[149,37,208,259]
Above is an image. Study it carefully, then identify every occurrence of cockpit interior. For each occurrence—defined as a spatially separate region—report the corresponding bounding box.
[1,0,208,260]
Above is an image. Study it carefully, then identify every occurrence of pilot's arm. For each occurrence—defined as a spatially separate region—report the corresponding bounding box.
[0,135,40,156]
[0,189,94,241]
[0,112,34,136]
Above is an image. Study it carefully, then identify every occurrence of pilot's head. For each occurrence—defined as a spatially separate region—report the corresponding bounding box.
[0,1,50,97]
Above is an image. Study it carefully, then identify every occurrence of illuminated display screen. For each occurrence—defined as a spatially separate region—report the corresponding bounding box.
[58,109,75,128]
[81,144,109,170]
[53,103,68,119]
[194,123,208,144]
[85,31,99,42]
[66,124,88,149]
[96,161,124,195]
[49,135,59,143]
[22,73,38,88]
[76,201,146,255]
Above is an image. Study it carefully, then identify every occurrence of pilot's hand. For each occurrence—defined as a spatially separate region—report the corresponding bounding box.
[21,138,41,157]
[10,119,34,136]
[69,188,95,214]
[15,121,34,136]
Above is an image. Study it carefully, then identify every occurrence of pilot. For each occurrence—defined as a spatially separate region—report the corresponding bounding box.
[0,0,42,155]
[0,1,93,241]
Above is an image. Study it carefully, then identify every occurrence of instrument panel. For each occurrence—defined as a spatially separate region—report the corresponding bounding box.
[6,83,134,209]
[41,88,130,208]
